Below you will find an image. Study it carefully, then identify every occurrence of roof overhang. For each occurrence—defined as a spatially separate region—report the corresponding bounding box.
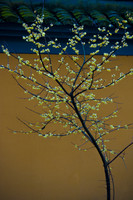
[0,0,133,55]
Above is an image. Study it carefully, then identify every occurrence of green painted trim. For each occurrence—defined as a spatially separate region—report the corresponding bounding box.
[0,23,133,55]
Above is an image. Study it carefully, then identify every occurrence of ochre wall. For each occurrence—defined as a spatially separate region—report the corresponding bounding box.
[0,54,133,200]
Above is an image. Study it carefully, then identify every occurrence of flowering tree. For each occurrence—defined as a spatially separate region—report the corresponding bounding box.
[0,15,133,200]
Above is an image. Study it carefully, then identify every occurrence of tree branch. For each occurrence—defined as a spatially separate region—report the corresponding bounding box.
[108,141,133,165]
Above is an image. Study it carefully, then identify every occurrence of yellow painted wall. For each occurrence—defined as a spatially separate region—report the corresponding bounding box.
[0,54,133,200]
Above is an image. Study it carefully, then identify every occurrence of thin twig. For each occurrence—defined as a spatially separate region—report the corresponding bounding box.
[108,141,133,165]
